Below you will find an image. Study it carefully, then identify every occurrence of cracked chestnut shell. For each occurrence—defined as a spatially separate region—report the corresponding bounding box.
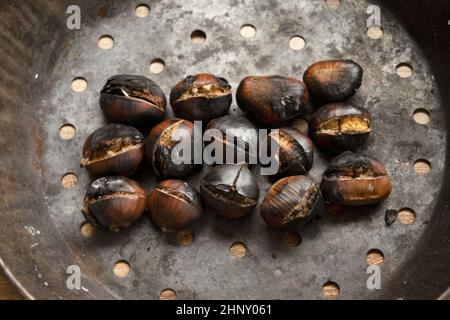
[147,180,203,232]
[205,115,258,164]
[170,73,232,122]
[81,124,144,176]
[320,152,392,206]
[145,118,198,178]
[201,164,260,219]
[82,176,146,230]
[303,60,363,102]
[236,75,309,126]
[100,75,166,125]
[261,175,321,229]
[268,127,314,176]
[309,102,372,153]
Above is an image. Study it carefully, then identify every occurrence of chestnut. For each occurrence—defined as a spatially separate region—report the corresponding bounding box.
[145,118,199,178]
[200,164,260,219]
[236,75,309,126]
[309,102,372,153]
[147,180,203,232]
[82,176,146,231]
[320,152,392,206]
[205,115,258,164]
[81,124,144,176]
[268,127,314,176]
[100,74,166,125]
[260,175,321,229]
[170,73,232,122]
[303,60,363,102]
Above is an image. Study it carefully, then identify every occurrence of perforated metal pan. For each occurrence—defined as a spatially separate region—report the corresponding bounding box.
[0,0,449,299]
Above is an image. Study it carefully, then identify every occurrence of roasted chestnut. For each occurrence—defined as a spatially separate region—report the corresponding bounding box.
[320,152,392,206]
[303,60,363,102]
[170,73,232,122]
[147,180,203,232]
[200,164,260,219]
[268,127,314,176]
[82,176,146,230]
[236,76,309,126]
[260,175,321,229]
[146,118,199,178]
[100,74,166,125]
[205,115,258,164]
[81,124,144,176]
[309,102,372,153]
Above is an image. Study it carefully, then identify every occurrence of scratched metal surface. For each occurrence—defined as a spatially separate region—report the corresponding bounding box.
[0,0,449,299]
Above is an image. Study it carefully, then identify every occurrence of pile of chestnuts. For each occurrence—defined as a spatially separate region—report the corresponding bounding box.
[80,61,392,237]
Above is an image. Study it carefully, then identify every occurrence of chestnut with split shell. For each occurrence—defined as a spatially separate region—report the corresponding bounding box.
[82,176,146,231]
[100,74,166,125]
[201,164,260,219]
[268,127,314,177]
[320,152,392,206]
[236,75,309,126]
[261,175,321,229]
[81,124,145,176]
[309,102,372,153]
[170,73,232,122]
[147,180,203,232]
[303,60,363,102]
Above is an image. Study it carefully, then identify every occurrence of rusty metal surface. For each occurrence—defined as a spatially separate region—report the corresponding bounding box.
[0,0,449,299]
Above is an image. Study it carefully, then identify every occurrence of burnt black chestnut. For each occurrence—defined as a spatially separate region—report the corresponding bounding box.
[236,75,309,126]
[268,127,314,176]
[81,124,144,176]
[303,60,363,102]
[260,175,321,229]
[82,176,146,231]
[100,74,166,125]
[170,73,232,122]
[205,115,258,164]
[320,152,392,206]
[145,118,199,178]
[309,102,372,153]
[200,164,260,219]
[147,180,203,232]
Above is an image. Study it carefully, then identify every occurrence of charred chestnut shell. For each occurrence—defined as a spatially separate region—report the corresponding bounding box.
[81,124,144,176]
[145,118,198,178]
[303,60,363,102]
[268,127,314,176]
[82,176,146,230]
[200,164,260,219]
[236,75,309,126]
[100,75,166,124]
[170,73,232,122]
[147,180,203,232]
[309,102,372,153]
[205,115,258,164]
[261,175,321,229]
[320,152,392,206]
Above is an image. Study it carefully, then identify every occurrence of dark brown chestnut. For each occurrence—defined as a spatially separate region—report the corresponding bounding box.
[170,73,232,122]
[145,118,199,178]
[260,175,321,229]
[268,127,314,176]
[200,164,260,219]
[320,152,392,206]
[100,75,166,125]
[309,102,372,153]
[147,180,203,232]
[81,124,144,176]
[303,60,363,102]
[82,176,146,231]
[205,115,258,164]
[236,75,309,126]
